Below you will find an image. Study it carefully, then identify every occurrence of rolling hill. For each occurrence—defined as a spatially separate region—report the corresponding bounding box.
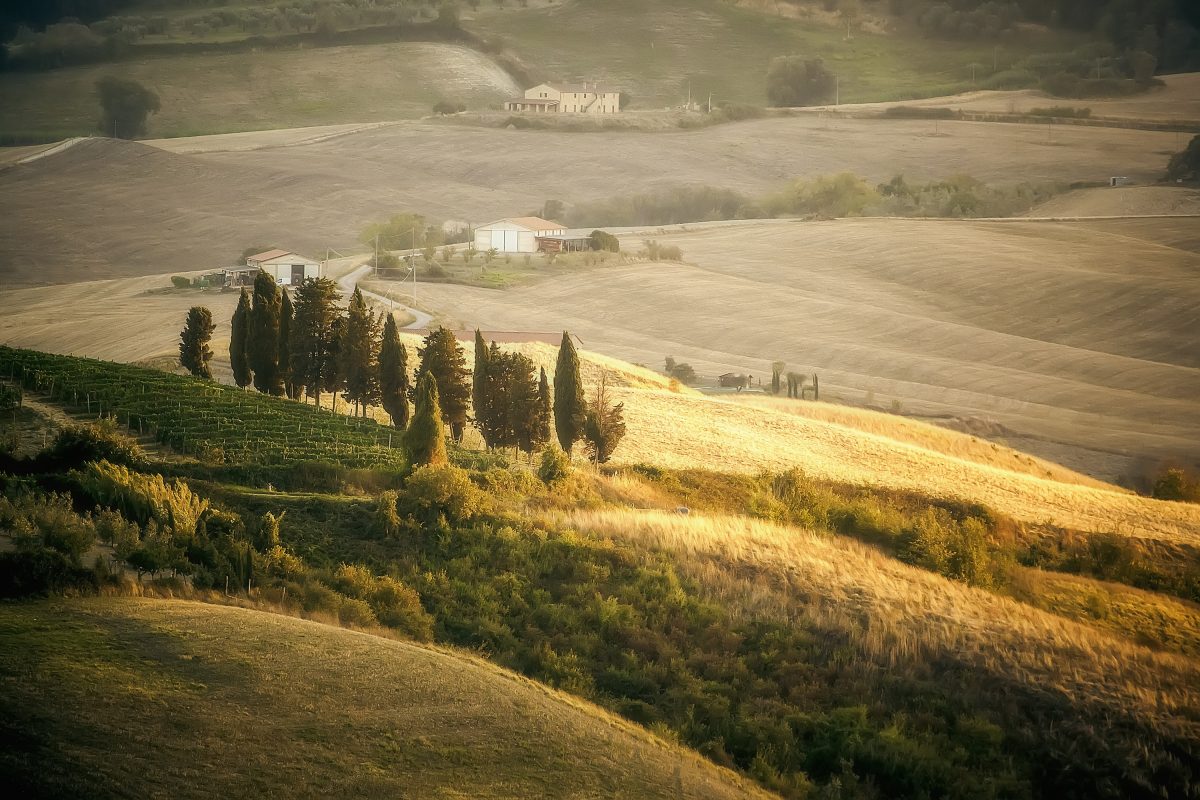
[0,115,1184,284]
[0,598,771,800]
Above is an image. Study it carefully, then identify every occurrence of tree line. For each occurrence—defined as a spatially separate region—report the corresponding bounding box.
[178,271,625,465]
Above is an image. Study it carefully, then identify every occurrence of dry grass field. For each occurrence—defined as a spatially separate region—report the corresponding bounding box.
[0,114,1183,284]
[405,216,1200,480]
[0,598,770,800]
[1026,185,1200,217]
[814,72,1200,122]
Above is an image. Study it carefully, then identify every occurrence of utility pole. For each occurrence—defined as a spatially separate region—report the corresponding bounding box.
[374,234,379,278]
[835,75,839,106]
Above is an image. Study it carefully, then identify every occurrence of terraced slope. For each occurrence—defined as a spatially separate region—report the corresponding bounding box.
[0,598,771,800]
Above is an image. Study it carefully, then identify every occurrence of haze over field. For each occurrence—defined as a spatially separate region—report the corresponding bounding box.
[3,0,1200,798]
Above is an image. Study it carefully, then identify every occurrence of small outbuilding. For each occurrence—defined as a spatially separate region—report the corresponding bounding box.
[225,249,321,287]
[474,217,566,253]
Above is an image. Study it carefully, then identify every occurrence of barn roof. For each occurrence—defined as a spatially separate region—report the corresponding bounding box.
[480,217,564,232]
[247,249,292,262]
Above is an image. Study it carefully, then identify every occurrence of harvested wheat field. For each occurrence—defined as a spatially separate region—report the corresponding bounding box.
[0,598,769,800]
[814,72,1200,123]
[1,114,1183,284]
[1026,185,1200,217]
[413,217,1200,479]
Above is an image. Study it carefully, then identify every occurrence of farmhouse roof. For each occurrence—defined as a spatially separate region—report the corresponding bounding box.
[482,216,564,232]
[548,82,616,93]
[247,249,292,262]
[512,98,560,105]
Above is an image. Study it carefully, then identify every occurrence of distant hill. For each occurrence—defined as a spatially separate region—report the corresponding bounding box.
[0,598,772,800]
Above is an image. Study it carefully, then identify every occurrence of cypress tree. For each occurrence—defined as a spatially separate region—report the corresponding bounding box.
[553,331,587,455]
[325,314,346,412]
[179,306,215,380]
[415,327,471,443]
[290,277,341,407]
[471,329,491,443]
[248,270,283,395]
[507,352,539,455]
[405,372,448,467]
[341,287,380,416]
[279,289,296,399]
[230,289,252,389]
[480,342,515,449]
[379,313,410,428]
[534,367,552,452]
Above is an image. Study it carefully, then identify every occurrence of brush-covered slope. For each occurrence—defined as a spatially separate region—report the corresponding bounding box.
[0,598,770,800]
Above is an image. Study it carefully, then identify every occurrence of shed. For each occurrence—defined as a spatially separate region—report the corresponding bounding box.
[475,217,566,253]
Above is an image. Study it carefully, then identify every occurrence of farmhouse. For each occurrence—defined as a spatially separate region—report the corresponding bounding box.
[505,82,621,114]
[225,249,321,287]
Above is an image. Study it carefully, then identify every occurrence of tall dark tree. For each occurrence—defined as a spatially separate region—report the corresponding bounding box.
[472,329,491,440]
[341,287,381,416]
[290,277,341,407]
[325,315,347,412]
[583,374,626,464]
[553,331,587,455]
[475,341,514,450]
[405,372,448,467]
[379,314,410,429]
[415,327,471,442]
[507,352,540,455]
[95,76,160,139]
[248,270,283,395]
[278,289,297,399]
[534,367,552,452]
[178,306,215,380]
[229,289,252,389]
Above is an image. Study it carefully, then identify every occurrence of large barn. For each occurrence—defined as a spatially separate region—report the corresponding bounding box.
[225,249,321,287]
[474,217,566,253]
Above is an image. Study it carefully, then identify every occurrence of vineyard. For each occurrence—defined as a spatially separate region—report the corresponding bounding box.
[0,347,406,469]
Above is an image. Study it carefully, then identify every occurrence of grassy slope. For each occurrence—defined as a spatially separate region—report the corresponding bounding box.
[0,597,771,800]
[0,0,1081,139]
[0,42,518,140]
[476,0,1078,108]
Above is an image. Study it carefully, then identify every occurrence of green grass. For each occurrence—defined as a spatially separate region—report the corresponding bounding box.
[475,0,1082,108]
[0,0,1087,140]
[0,41,517,140]
[0,598,766,799]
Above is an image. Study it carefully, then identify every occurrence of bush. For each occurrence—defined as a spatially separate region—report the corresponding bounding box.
[982,69,1038,90]
[589,230,620,253]
[766,173,878,218]
[432,100,467,115]
[171,275,192,289]
[37,421,144,471]
[538,447,572,485]
[1166,134,1200,182]
[403,464,486,522]
[0,550,100,598]
[1152,468,1200,503]
[639,240,683,261]
[765,56,835,107]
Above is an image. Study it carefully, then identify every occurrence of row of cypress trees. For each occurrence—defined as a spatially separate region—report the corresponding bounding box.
[222,271,623,462]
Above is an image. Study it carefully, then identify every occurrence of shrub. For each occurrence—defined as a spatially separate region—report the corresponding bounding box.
[1028,106,1091,118]
[982,69,1038,90]
[589,230,620,253]
[538,447,572,485]
[884,106,958,119]
[766,173,878,218]
[1166,134,1200,182]
[0,550,100,598]
[1152,468,1200,503]
[403,464,485,522]
[171,275,192,289]
[76,460,208,537]
[765,56,835,107]
[38,421,144,470]
[372,489,403,536]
